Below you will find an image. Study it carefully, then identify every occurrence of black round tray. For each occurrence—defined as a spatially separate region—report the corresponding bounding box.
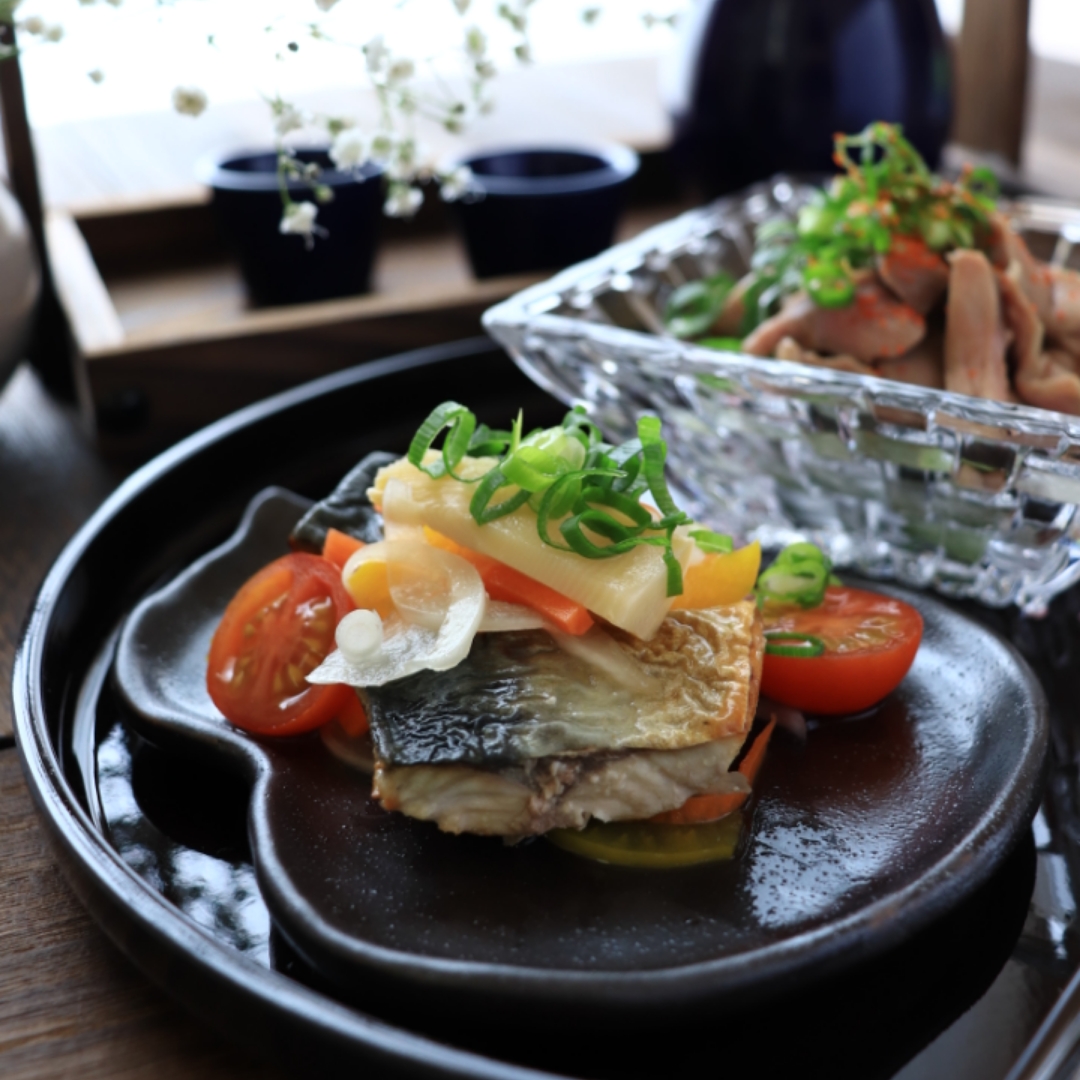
[12,337,1046,1080]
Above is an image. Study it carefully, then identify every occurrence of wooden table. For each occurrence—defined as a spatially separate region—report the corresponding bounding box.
[0,364,283,1078]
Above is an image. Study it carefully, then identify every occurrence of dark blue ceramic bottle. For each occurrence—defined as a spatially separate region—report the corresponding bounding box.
[669,0,952,197]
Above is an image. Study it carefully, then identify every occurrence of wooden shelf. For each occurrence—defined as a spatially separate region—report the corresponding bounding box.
[46,198,685,464]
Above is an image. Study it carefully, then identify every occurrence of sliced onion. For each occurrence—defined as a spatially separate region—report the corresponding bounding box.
[388,540,473,631]
[341,538,469,632]
[479,601,545,633]
[336,609,384,664]
[547,625,654,693]
[311,539,486,688]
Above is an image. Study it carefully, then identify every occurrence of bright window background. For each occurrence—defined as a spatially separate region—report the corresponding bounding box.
[15,0,675,127]
[12,0,1080,205]
[14,0,1080,129]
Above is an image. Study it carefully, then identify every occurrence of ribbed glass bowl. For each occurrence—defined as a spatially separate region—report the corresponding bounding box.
[483,177,1080,613]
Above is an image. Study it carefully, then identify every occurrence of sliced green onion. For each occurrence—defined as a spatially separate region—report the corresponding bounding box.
[663,272,735,339]
[407,403,712,598]
[663,541,684,597]
[560,512,650,558]
[638,416,681,517]
[689,528,733,554]
[501,445,570,493]
[469,467,532,524]
[408,402,477,480]
[468,423,514,458]
[698,337,744,353]
[535,468,624,551]
[581,487,654,530]
[804,261,855,308]
[755,542,833,608]
[764,631,826,658]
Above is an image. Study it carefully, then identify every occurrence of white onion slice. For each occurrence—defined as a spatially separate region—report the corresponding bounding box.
[479,601,545,633]
[385,541,462,631]
[340,538,467,632]
[547,625,654,692]
[311,539,486,688]
[336,609,384,664]
[341,539,394,591]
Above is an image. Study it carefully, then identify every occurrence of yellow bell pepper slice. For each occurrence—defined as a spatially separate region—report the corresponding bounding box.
[344,559,395,619]
[674,541,761,610]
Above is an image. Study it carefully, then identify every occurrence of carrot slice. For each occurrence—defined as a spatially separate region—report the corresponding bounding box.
[649,718,776,825]
[322,528,365,571]
[423,527,594,635]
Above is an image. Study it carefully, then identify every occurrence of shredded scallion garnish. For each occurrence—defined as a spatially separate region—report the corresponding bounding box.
[755,542,838,609]
[764,631,826,658]
[408,403,732,597]
[662,121,1001,340]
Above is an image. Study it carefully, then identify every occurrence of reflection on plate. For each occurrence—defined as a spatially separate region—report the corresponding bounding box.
[115,485,1050,1024]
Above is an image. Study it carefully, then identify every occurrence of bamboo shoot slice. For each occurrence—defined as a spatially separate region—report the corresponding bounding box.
[374,457,689,641]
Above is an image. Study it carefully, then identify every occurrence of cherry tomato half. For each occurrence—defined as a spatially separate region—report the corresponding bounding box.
[760,586,923,715]
[207,553,355,736]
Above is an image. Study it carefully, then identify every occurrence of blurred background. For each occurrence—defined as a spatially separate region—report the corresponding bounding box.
[10,0,1080,207]
[2,0,1078,461]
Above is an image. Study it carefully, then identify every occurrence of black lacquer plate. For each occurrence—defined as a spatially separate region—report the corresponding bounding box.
[114,481,1050,1024]
[13,338,1051,1079]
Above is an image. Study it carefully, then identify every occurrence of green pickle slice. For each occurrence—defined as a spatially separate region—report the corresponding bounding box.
[547,814,742,869]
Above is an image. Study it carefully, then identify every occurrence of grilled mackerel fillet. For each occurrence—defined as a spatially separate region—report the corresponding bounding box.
[365,602,764,837]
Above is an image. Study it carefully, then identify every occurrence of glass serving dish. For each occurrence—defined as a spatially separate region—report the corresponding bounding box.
[483,177,1080,614]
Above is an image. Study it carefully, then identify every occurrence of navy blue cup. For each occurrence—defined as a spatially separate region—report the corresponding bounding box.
[202,149,383,307]
[452,145,639,279]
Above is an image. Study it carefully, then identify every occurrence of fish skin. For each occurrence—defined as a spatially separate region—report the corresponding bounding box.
[365,603,762,769]
[289,450,397,552]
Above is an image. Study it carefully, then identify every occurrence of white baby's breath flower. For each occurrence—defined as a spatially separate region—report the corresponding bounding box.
[474,59,496,80]
[364,35,389,75]
[88,68,104,84]
[172,86,208,117]
[384,184,423,218]
[464,26,487,61]
[386,58,415,84]
[272,101,304,137]
[452,0,471,13]
[438,165,474,203]
[329,127,366,170]
[368,132,396,163]
[279,200,320,241]
[315,0,341,10]
[44,23,64,42]
[19,16,45,34]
